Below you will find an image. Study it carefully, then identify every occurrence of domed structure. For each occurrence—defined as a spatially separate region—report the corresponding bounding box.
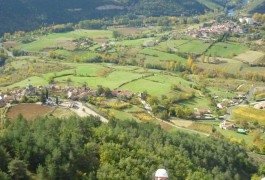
[155,169,168,180]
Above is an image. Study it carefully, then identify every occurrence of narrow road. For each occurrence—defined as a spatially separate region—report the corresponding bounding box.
[0,43,14,57]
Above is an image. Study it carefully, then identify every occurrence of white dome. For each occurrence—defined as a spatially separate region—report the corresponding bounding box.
[155,169,168,178]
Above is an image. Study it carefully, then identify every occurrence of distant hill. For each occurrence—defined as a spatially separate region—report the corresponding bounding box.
[246,0,265,14]
[0,0,236,35]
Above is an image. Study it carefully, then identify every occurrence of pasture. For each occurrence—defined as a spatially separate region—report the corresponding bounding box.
[140,48,186,62]
[160,39,211,54]
[206,42,249,58]
[176,40,211,54]
[54,70,145,89]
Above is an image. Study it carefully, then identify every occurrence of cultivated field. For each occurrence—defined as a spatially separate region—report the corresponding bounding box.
[196,58,244,73]
[6,104,76,121]
[7,104,53,121]
[234,51,265,64]
[231,106,265,125]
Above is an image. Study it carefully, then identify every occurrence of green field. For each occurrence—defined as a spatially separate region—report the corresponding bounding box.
[54,70,144,89]
[120,74,193,97]
[206,42,249,58]
[180,96,210,109]
[140,48,186,62]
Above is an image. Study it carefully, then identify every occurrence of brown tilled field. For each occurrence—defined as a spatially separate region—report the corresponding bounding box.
[3,41,21,48]
[114,27,144,36]
[7,104,54,121]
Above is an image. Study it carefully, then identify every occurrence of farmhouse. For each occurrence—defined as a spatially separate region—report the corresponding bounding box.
[219,120,235,130]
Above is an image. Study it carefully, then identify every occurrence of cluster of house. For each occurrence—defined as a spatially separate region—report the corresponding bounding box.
[186,20,244,38]
[0,84,134,108]
[0,84,38,107]
[216,94,245,109]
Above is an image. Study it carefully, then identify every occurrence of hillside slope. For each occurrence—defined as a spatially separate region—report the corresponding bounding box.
[246,0,265,14]
[0,0,231,36]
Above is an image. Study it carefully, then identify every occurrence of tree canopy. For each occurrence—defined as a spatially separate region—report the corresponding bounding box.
[0,115,258,179]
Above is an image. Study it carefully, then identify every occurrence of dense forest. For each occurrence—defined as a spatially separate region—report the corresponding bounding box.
[0,0,243,36]
[0,115,262,179]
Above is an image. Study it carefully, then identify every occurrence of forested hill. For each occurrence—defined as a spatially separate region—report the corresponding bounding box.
[0,0,235,36]
[0,116,259,179]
